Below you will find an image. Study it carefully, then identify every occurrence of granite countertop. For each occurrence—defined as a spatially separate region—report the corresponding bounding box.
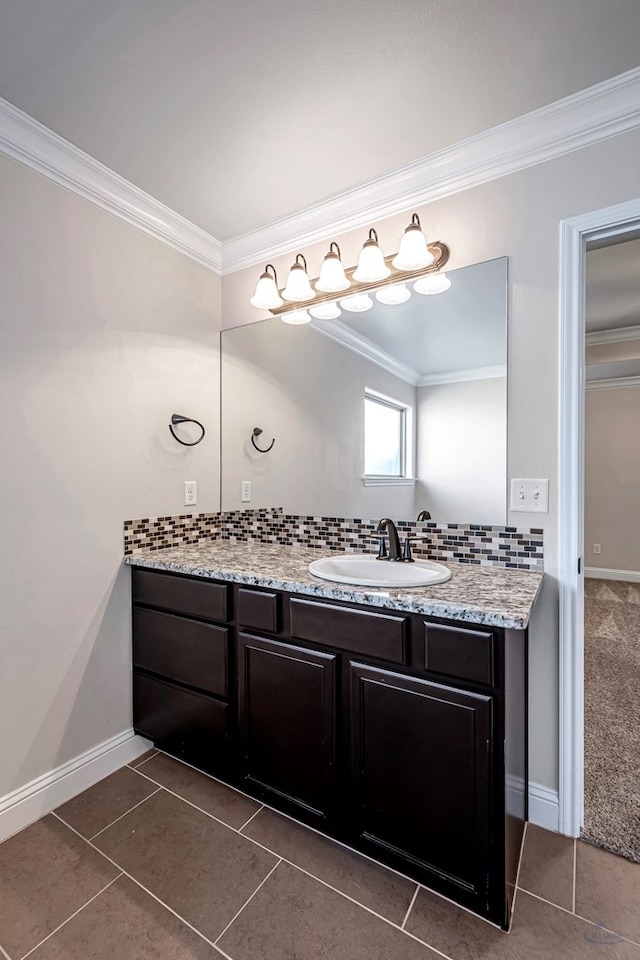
[125,541,543,629]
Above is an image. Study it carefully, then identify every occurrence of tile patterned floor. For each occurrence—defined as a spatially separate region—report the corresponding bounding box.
[0,751,638,960]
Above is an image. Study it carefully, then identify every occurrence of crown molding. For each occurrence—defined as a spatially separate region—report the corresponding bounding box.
[309,318,420,385]
[586,374,640,390]
[417,364,507,386]
[0,97,222,273]
[222,66,640,275]
[586,323,640,345]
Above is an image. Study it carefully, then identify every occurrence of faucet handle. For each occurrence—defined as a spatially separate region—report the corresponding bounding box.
[377,535,388,559]
[402,536,414,562]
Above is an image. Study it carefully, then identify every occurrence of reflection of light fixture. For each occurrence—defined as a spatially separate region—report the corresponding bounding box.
[281,309,311,324]
[249,214,449,322]
[414,272,452,295]
[315,242,350,293]
[282,254,315,301]
[341,293,374,313]
[250,264,283,309]
[392,214,434,271]
[309,302,342,320]
[353,229,390,283]
[375,283,411,305]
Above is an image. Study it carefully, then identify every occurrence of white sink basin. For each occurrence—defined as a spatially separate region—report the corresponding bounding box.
[308,554,451,588]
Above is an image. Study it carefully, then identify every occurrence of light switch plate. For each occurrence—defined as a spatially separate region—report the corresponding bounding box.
[509,478,549,513]
[241,480,251,503]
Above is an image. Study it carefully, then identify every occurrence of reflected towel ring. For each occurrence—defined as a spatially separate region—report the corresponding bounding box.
[251,426,275,453]
[169,414,206,446]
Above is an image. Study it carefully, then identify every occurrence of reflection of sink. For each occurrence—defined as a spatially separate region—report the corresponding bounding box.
[308,554,452,588]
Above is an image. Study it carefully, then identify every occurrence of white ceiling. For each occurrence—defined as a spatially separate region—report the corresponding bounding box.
[1,0,640,241]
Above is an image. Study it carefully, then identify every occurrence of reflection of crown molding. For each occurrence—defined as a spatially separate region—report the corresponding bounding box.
[418,364,507,386]
[222,67,640,274]
[586,323,640,345]
[586,375,640,390]
[0,97,222,273]
[309,318,421,385]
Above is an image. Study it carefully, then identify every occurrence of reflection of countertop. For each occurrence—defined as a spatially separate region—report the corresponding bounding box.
[125,541,543,630]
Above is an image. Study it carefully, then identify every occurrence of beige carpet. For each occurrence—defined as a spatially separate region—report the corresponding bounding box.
[582,577,640,863]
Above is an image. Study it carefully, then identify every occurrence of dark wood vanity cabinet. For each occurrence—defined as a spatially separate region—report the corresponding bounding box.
[131,567,527,929]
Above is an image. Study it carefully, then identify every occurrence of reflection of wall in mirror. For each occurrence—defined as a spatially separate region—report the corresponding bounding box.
[416,377,507,524]
[221,318,417,518]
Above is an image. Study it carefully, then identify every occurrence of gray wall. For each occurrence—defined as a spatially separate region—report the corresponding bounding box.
[222,125,640,792]
[0,155,221,798]
[585,385,640,573]
[415,377,506,523]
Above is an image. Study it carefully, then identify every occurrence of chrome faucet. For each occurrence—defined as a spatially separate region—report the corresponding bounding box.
[375,517,402,561]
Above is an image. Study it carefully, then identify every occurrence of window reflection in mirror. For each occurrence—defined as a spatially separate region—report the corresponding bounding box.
[220,256,507,523]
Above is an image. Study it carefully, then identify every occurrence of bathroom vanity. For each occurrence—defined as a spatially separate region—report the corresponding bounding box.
[126,542,541,929]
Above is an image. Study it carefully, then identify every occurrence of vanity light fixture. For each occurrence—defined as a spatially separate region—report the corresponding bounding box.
[309,302,342,320]
[340,293,374,313]
[392,213,434,271]
[249,213,450,322]
[414,272,452,295]
[250,264,283,309]
[353,229,391,283]
[375,283,411,305]
[281,308,312,325]
[282,254,315,302]
[315,242,351,293]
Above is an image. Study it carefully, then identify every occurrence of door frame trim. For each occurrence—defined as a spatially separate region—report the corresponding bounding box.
[558,197,640,837]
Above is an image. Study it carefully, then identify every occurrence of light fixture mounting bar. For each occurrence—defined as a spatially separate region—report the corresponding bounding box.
[268,242,449,316]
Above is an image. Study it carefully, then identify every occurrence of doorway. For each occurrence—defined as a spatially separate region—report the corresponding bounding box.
[558,198,640,841]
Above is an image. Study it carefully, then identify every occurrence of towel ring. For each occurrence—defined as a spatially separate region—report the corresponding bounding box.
[251,426,275,453]
[169,414,206,447]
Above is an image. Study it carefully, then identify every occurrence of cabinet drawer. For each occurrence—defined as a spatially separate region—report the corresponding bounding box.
[133,607,228,697]
[290,598,406,664]
[424,623,494,686]
[132,568,229,622]
[236,588,281,633]
[133,672,228,761]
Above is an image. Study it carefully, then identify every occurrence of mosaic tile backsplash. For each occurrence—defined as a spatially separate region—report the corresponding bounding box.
[124,508,543,571]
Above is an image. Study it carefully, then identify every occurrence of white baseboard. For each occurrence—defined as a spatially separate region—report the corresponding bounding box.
[0,729,151,843]
[585,566,640,583]
[529,781,560,833]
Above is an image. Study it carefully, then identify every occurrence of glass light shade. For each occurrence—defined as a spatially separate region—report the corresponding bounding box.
[392,222,434,271]
[340,293,374,313]
[413,272,452,295]
[282,263,315,302]
[315,252,350,293]
[281,309,311,325]
[375,283,411,305]
[250,271,283,309]
[353,240,390,283]
[309,302,342,320]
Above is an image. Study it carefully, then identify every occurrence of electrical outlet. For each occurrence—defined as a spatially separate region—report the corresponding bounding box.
[509,478,549,513]
[241,480,251,503]
[184,480,197,506]
[593,543,602,555]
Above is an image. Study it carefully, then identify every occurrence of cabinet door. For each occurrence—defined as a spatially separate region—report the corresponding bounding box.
[350,662,492,906]
[238,633,337,823]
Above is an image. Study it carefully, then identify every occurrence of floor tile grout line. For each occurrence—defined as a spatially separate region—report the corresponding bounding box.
[572,837,577,914]
[55,787,451,956]
[85,787,162,841]
[400,884,420,930]
[238,804,264,833]
[516,887,640,947]
[147,749,263,803]
[0,943,12,960]
[127,750,159,771]
[125,765,477,944]
[508,819,528,925]
[213,859,283,946]
[16,873,123,960]
[49,813,228,956]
